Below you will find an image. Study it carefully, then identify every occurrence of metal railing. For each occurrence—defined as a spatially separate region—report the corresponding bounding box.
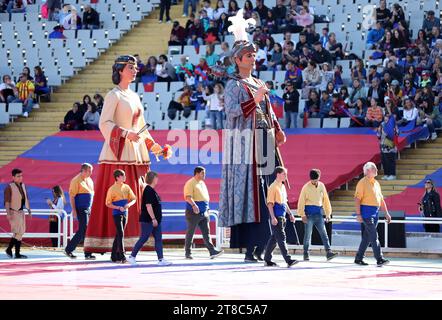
[0,209,69,248]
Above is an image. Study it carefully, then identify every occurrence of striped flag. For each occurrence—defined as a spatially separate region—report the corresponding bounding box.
[384,115,399,146]
[269,94,284,118]
[141,74,157,92]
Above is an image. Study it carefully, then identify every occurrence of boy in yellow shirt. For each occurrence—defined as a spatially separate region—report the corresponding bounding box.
[105,169,136,263]
[263,167,299,268]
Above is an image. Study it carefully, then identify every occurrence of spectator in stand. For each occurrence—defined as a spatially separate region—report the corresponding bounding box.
[199,9,210,31]
[304,88,320,117]
[255,0,269,23]
[82,5,100,29]
[351,59,367,84]
[206,20,221,43]
[63,7,82,30]
[176,56,194,82]
[190,83,207,111]
[326,32,344,61]
[187,18,204,46]
[201,0,214,20]
[376,0,391,28]
[6,0,26,14]
[421,93,442,141]
[378,115,397,181]
[283,81,300,128]
[319,63,334,91]
[204,83,224,129]
[205,44,219,67]
[319,27,329,48]
[324,81,336,95]
[264,10,277,34]
[58,4,71,25]
[397,98,418,127]
[365,98,384,127]
[288,6,314,32]
[415,29,428,47]
[419,179,442,233]
[255,41,268,71]
[243,0,253,19]
[405,65,419,87]
[420,70,433,88]
[350,98,367,127]
[366,21,385,49]
[319,90,332,120]
[33,66,49,98]
[83,102,99,130]
[183,0,197,17]
[329,93,347,118]
[302,60,321,89]
[252,26,269,47]
[218,12,231,35]
[159,0,171,23]
[367,65,381,84]
[194,57,210,86]
[218,42,231,61]
[305,24,320,45]
[348,79,367,108]
[22,67,33,81]
[384,98,398,117]
[299,44,312,63]
[389,3,405,27]
[80,94,91,114]
[133,54,145,83]
[0,75,17,103]
[45,185,66,247]
[402,78,417,99]
[46,0,61,22]
[281,41,299,66]
[93,94,104,114]
[385,79,403,111]
[272,0,287,29]
[48,25,66,39]
[429,26,442,48]
[11,73,35,118]
[312,41,332,64]
[213,0,227,20]
[284,61,302,87]
[334,65,343,88]
[141,56,158,77]
[167,86,193,119]
[268,42,283,71]
[391,28,408,57]
[367,77,386,108]
[227,0,239,16]
[378,30,393,54]
[422,10,441,34]
[156,54,177,82]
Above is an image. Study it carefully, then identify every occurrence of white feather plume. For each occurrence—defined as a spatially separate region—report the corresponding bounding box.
[227,9,256,42]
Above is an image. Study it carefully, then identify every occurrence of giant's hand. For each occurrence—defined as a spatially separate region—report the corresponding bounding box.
[275,130,286,147]
[126,131,140,143]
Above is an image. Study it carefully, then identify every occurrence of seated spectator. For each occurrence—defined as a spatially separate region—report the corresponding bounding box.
[141,56,159,77]
[404,65,419,88]
[422,99,442,141]
[190,83,207,111]
[422,10,441,34]
[351,59,366,84]
[255,42,268,71]
[252,26,269,47]
[348,79,367,108]
[264,10,277,34]
[391,28,408,58]
[93,94,104,114]
[22,67,34,81]
[319,90,332,119]
[376,0,391,28]
[367,77,386,108]
[402,78,417,99]
[304,89,320,117]
[82,5,100,30]
[420,70,433,88]
[255,0,269,23]
[58,4,71,25]
[288,5,314,32]
[63,7,82,30]
[319,27,329,48]
[367,65,381,84]
[0,75,17,103]
[251,11,261,28]
[329,93,347,118]
[205,44,219,67]
[11,73,35,118]
[339,85,350,105]
[366,21,385,49]
[186,18,204,46]
[268,43,283,71]
[302,61,321,88]
[397,98,418,127]
[201,0,214,20]
[176,55,195,83]
[60,102,83,131]
[416,85,435,114]
[272,0,287,29]
[281,41,299,65]
[156,54,177,82]
[320,63,334,91]
[296,32,310,52]
[168,86,193,119]
[243,0,253,19]
[199,9,210,31]
[213,0,227,20]
[33,66,50,98]
[194,57,210,86]
[83,102,99,130]
[350,98,367,127]
[305,24,320,45]
[333,65,343,87]
[326,32,344,61]
[284,61,302,88]
[227,0,239,16]
[217,12,231,35]
[324,81,336,95]
[205,20,221,43]
[80,94,91,114]
[365,98,384,127]
[384,98,399,118]
[429,26,442,48]
[133,54,145,82]
[312,41,332,64]
[385,79,403,110]
[6,0,26,14]
[48,25,66,39]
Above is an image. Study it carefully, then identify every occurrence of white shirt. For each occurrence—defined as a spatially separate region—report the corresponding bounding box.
[403,107,418,121]
[203,6,214,20]
[213,7,227,20]
[204,92,224,111]
[50,196,65,211]
[0,81,16,91]
[63,13,78,30]
[256,48,268,67]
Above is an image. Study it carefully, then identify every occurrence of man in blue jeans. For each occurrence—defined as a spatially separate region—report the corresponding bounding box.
[354,162,391,267]
[64,163,96,260]
[282,81,299,128]
[297,169,337,261]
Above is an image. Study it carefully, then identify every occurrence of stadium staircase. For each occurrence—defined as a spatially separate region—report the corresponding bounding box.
[330,138,441,215]
[0,3,189,168]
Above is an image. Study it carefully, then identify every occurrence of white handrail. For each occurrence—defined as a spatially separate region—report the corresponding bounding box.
[0,209,68,248]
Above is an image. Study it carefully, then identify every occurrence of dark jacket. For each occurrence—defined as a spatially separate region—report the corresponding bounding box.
[83,8,100,27]
[422,190,442,218]
[283,89,300,113]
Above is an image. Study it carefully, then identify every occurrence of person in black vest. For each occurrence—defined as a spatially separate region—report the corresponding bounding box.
[82,5,100,29]
[282,81,300,128]
[419,179,442,232]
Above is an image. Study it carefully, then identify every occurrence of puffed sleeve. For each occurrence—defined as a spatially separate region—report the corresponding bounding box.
[224,79,256,121]
[99,90,127,145]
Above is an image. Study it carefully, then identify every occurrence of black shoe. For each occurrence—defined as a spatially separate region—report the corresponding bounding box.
[287,259,299,268]
[185,255,193,260]
[5,248,13,258]
[354,259,369,266]
[264,260,278,267]
[85,254,96,260]
[64,250,77,259]
[210,250,224,259]
[253,252,264,261]
[244,256,258,263]
[15,253,28,259]
[326,251,338,261]
[303,254,310,261]
[377,258,390,267]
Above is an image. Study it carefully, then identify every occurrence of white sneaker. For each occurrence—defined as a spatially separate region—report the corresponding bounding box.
[22,111,28,117]
[182,14,187,17]
[158,20,162,23]
[127,255,137,265]
[431,132,438,140]
[381,175,388,180]
[158,259,172,266]
[33,104,39,109]
[387,175,396,180]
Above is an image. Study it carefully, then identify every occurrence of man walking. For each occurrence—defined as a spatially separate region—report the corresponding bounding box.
[64,163,96,260]
[297,169,337,261]
[3,168,32,259]
[354,162,391,266]
[184,166,223,259]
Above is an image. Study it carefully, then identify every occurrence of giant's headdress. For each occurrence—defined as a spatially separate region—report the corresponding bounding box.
[112,55,137,85]
[228,9,257,64]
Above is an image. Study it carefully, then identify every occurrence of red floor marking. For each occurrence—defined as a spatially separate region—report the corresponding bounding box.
[353,271,442,279]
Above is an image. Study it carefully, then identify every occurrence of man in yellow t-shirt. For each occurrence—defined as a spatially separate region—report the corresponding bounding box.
[354,162,391,267]
[11,73,35,118]
[183,166,223,259]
